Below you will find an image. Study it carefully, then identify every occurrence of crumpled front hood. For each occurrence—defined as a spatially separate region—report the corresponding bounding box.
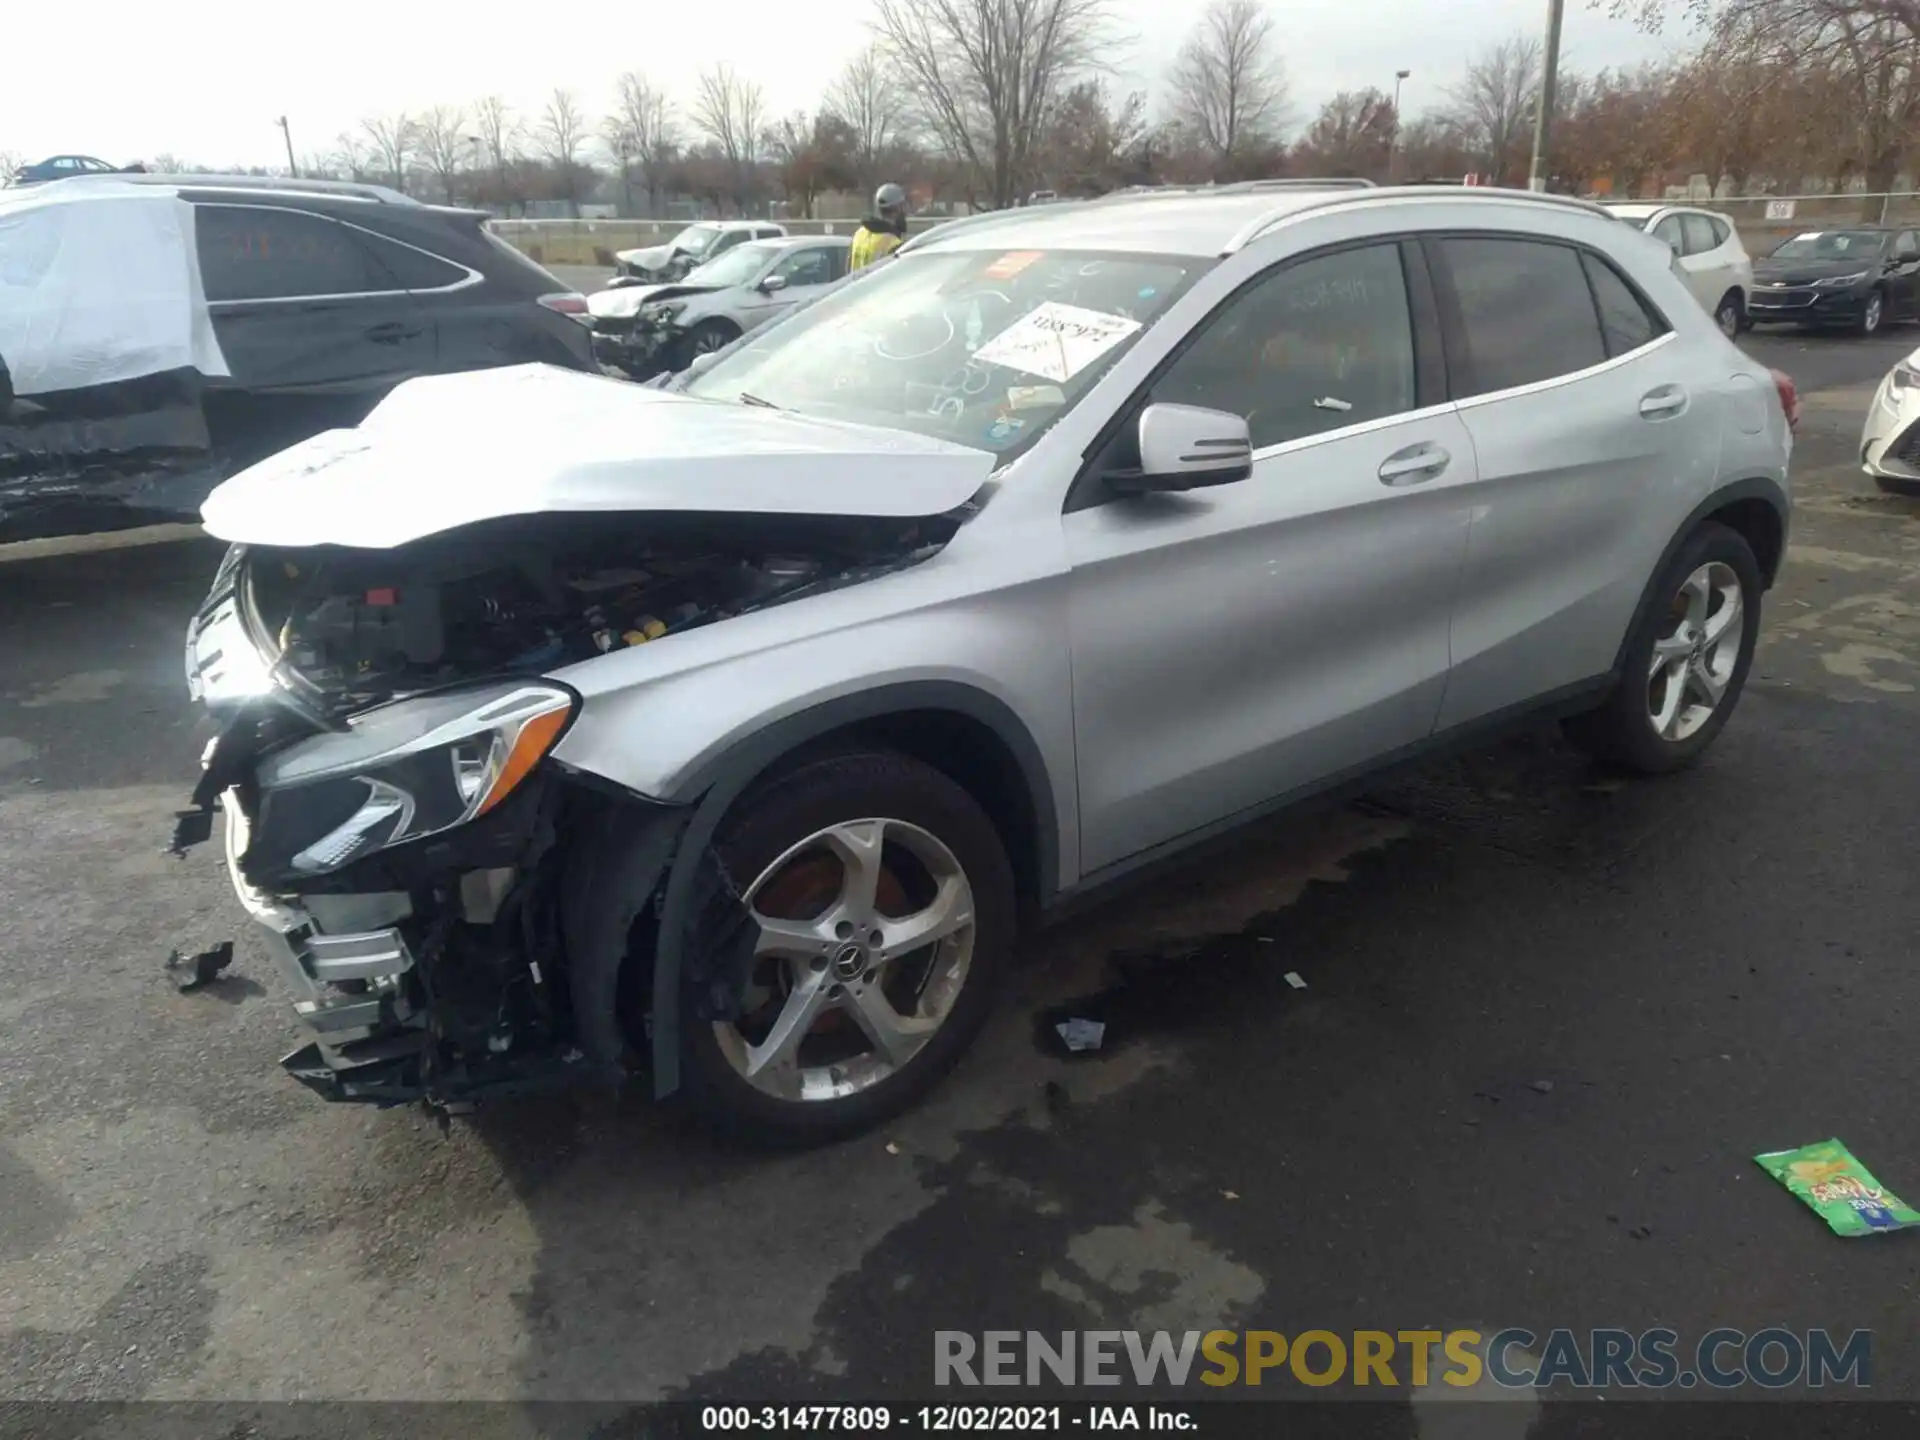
[198,363,995,549]
[615,243,674,270]
[588,282,717,320]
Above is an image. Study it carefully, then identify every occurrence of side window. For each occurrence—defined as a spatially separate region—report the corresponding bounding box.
[194,205,389,301]
[1151,243,1417,451]
[1898,231,1919,260]
[1710,216,1733,248]
[771,246,834,287]
[711,231,743,256]
[358,230,468,290]
[1681,213,1720,256]
[1580,252,1667,357]
[1651,215,1684,254]
[1438,237,1607,397]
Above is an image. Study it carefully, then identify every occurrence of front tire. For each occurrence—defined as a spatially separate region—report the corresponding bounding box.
[675,319,738,371]
[677,751,1015,1146]
[1859,288,1886,336]
[1562,522,1763,774]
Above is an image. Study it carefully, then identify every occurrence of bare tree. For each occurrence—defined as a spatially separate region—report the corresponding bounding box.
[1166,0,1291,176]
[827,45,904,192]
[361,113,417,192]
[1444,36,1543,185]
[1293,89,1396,179]
[416,104,469,202]
[0,150,22,187]
[694,63,768,209]
[538,87,591,216]
[474,95,520,175]
[875,0,1115,208]
[607,71,679,214]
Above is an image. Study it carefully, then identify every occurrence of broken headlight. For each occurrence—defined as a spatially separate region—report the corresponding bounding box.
[246,682,576,878]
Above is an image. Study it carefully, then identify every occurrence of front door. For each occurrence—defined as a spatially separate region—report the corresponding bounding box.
[739,244,844,334]
[1063,240,1477,874]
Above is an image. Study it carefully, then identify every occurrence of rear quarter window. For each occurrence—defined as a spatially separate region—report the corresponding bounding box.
[358,230,470,290]
[1580,251,1668,356]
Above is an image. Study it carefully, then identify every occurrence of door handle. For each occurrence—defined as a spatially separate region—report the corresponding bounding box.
[365,321,424,344]
[1639,385,1688,419]
[1378,442,1450,487]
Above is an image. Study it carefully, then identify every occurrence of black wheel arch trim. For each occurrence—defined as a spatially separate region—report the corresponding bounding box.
[1609,476,1789,677]
[643,680,1061,1098]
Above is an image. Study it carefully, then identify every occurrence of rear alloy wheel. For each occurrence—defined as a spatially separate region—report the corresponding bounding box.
[1563,522,1762,774]
[1714,292,1743,339]
[1860,289,1886,336]
[678,751,1014,1145]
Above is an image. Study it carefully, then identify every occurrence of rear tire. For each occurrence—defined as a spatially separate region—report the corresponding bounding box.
[1714,291,1744,339]
[1562,523,1763,775]
[676,750,1015,1147]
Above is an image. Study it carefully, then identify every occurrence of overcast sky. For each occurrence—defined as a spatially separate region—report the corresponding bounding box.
[2,0,1697,170]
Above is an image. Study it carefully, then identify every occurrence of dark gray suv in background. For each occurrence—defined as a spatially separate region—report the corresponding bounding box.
[0,174,595,539]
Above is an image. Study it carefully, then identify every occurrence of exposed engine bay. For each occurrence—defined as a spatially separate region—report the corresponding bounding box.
[177,506,960,1109]
[238,509,956,716]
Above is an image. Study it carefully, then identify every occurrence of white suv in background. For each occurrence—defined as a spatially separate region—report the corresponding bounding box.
[1609,204,1754,338]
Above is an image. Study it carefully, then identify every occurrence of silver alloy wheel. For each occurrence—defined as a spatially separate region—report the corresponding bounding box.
[1647,560,1744,743]
[714,817,976,1102]
[1864,292,1884,333]
[1716,297,1740,338]
[692,325,731,355]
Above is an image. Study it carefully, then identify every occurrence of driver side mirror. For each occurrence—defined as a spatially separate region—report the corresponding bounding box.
[1107,404,1254,495]
[758,273,788,293]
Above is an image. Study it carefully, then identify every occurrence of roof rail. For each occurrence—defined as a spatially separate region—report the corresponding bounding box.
[53,171,415,205]
[1215,177,1377,193]
[1225,183,1612,250]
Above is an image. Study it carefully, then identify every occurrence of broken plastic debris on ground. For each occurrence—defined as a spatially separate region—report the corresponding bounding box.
[1754,1138,1920,1236]
[1053,1017,1106,1053]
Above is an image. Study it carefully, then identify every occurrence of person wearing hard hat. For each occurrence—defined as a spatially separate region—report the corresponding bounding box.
[850,183,909,270]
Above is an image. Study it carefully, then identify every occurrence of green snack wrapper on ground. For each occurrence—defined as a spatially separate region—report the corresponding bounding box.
[1754,1139,1920,1237]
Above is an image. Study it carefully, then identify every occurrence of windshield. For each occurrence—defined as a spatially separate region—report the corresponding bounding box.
[683,248,1205,457]
[672,224,725,257]
[1769,230,1885,261]
[686,241,781,290]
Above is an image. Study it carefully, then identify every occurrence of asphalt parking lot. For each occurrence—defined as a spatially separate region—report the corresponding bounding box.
[4,327,1920,1423]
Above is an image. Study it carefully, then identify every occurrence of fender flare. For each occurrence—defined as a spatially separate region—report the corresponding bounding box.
[1609,476,1790,676]
[646,681,1060,1097]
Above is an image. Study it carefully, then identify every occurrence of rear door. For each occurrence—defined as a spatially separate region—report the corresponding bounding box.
[1432,234,1721,728]
[1064,238,1479,872]
[195,202,436,392]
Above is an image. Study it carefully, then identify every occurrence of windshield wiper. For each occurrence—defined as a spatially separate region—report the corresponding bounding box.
[738,392,781,410]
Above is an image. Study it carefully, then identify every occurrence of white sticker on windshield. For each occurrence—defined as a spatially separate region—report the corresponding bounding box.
[971,302,1142,383]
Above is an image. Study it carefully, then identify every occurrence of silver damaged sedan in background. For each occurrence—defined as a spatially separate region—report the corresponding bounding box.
[176,183,1794,1145]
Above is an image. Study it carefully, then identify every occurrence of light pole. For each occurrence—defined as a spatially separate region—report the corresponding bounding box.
[1527,0,1566,192]
[1389,69,1411,183]
[275,116,298,178]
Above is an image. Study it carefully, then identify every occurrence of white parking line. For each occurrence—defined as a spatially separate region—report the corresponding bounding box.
[0,523,205,564]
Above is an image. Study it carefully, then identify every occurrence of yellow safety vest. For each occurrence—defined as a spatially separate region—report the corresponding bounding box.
[850,225,903,270]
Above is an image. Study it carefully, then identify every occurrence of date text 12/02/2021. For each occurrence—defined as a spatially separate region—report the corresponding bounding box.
[700,1405,1193,1431]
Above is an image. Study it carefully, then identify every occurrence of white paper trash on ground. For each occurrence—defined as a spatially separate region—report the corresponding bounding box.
[1055,1017,1106,1053]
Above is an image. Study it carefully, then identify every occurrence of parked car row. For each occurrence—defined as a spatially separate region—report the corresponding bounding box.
[1607,201,1920,339]
[172,182,1796,1144]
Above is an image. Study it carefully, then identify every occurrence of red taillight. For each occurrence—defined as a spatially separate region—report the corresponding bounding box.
[538,292,588,316]
[1770,368,1800,432]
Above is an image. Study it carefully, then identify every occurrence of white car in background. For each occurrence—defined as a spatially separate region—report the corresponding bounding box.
[1859,345,1920,494]
[588,236,852,377]
[611,219,788,284]
[1608,204,1753,338]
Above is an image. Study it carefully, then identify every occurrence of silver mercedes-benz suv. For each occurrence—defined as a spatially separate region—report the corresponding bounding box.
[179,182,1793,1144]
